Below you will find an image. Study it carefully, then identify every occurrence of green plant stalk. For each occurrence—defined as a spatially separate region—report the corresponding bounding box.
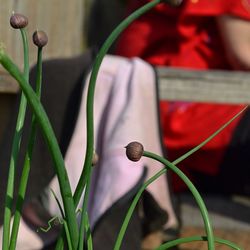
[2,28,29,250]
[144,151,215,249]
[73,0,163,208]
[84,213,93,250]
[0,51,79,249]
[9,47,43,250]
[113,168,166,250]
[78,170,92,250]
[74,0,163,244]
[54,232,64,250]
[52,187,66,250]
[63,221,73,250]
[55,0,175,248]
[50,188,66,219]
[155,235,242,250]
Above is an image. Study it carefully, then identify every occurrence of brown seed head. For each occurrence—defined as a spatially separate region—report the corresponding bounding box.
[125,141,144,162]
[32,30,48,48]
[10,13,28,29]
[92,152,99,166]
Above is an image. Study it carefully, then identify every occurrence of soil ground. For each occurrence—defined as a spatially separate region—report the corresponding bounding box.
[180,227,250,250]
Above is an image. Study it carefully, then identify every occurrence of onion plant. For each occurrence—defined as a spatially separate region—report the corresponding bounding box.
[0,0,245,249]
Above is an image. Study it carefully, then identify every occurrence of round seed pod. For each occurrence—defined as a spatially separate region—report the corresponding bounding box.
[32,30,48,48]
[125,141,144,162]
[10,13,28,29]
[92,152,99,166]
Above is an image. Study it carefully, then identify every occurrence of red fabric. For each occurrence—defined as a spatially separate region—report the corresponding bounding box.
[116,0,250,192]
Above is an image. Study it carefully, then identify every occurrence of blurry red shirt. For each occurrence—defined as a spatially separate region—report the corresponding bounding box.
[116,0,250,192]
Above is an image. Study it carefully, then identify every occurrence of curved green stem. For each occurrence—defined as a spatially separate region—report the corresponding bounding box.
[143,151,215,250]
[78,212,93,250]
[54,0,162,249]
[114,152,215,250]
[0,52,79,249]
[66,0,164,247]
[73,0,163,209]
[155,235,242,250]
[54,233,64,250]
[84,213,93,250]
[113,168,166,250]
[63,221,73,250]
[9,47,43,250]
[21,29,30,78]
[78,168,92,250]
[2,28,29,250]
[73,0,164,247]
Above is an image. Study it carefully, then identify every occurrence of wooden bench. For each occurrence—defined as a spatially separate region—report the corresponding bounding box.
[2,67,250,99]
[1,67,249,138]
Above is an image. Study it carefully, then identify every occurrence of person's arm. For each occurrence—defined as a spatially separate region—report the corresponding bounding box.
[217,15,250,70]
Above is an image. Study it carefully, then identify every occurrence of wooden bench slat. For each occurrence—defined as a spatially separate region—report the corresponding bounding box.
[1,67,250,104]
[157,67,250,104]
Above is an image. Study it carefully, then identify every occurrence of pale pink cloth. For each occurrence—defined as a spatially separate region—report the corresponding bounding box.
[59,55,177,227]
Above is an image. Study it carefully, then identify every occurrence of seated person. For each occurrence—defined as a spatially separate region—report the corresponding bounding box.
[115,0,250,195]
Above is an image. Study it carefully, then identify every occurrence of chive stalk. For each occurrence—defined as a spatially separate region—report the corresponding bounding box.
[155,235,242,250]
[2,27,29,250]
[74,0,164,245]
[9,44,43,250]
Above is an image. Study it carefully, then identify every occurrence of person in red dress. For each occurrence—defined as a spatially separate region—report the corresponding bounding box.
[116,0,250,194]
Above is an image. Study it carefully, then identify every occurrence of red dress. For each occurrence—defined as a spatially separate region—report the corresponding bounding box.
[116,0,250,192]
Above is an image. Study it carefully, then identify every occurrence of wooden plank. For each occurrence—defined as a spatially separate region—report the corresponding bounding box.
[1,65,250,104]
[0,71,19,93]
[157,67,250,104]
